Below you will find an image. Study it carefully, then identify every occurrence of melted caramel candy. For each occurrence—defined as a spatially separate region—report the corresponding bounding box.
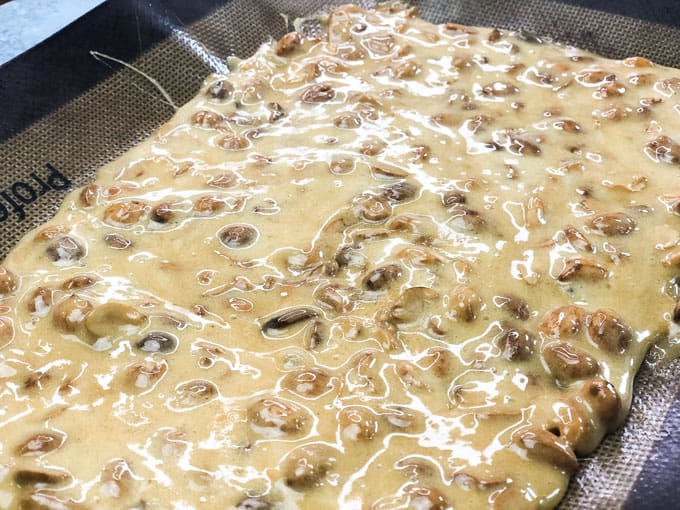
[1,4,679,509]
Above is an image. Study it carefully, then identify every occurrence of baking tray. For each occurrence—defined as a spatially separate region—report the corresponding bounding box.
[1,1,679,507]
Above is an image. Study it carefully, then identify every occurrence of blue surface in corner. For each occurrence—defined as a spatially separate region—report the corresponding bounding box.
[623,393,680,509]
[0,0,104,65]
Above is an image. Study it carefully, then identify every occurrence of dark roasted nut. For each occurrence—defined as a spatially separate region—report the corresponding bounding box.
[409,143,430,162]
[192,110,224,128]
[396,361,430,390]
[564,226,593,252]
[268,102,286,123]
[136,332,178,353]
[52,295,94,333]
[335,245,359,267]
[14,468,71,487]
[673,301,680,324]
[405,486,451,510]
[354,194,392,222]
[363,264,402,291]
[421,348,455,377]
[283,444,337,489]
[330,157,355,175]
[482,82,518,96]
[125,360,168,393]
[540,306,588,338]
[553,118,582,133]
[663,246,680,267]
[0,265,18,297]
[360,137,387,156]
[314,285,352,313]
[549,401,597,455]
[248,398,308,433]
[307,320,325,350]
[104,233,133,250]
[524,196,546,228]
[79,184,100,207]
[449,207,486,232]
[449,285,482,322]
[338,406,379,440]
[370,165,408,179]
[623,56,654,67]
[207,79,234,101]
[543,341,599,382]
[194,196,226,216]
[27,287,52,314]
[587,309,632,353]
[217,133,249,151]
[281,368,331,397]
[382,406,423,432]
[302,84,335,103]
[35,225,68,241]
[62,274,98,291]
[667,276,680,300]
[508,135,541,155]
[516,427,578,471]
[101,459,136,497]
[517,30,543,44]
[558,258,608,281]
[586,212,636,236]
[494,294,530,320]
[23,369,50,391]
[275,31,302,55]
[488,28,502,42]
[381,181,418,203]
[262,308,318,333]
[581,377,621,429]
[45,235,86,264]
[394,60,418,79]
[365,34,395,54]
[173,379,218,408]
[491,485,533,510]
[0,317,14,348]
[104,201,148,226]
[442,190,466,207]
[495,324,534,361]
[334,113,362,129]
[646,135,680,164]
[390,287,440,323]
[17,431,66,456]
[577,70,614,84]
[209,173,237,189]
[396,457,438,479]
[151,202,177,223]
[218,224,258,248]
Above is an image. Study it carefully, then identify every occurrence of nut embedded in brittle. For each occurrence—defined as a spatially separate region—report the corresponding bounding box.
[302,83,335,103]
[0,265,18,297]
[283,443,337,489]
[339,406,379,441]
[515,427,578,472]
[45,235,86,264]
[275,32,302,56]
[587,309,632,353]
[557,258,608,282]
[281,368,332,398]
[52,295,94,333]
[542,341,599,383]
[586,212,636,236]
[248,398,309,434]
